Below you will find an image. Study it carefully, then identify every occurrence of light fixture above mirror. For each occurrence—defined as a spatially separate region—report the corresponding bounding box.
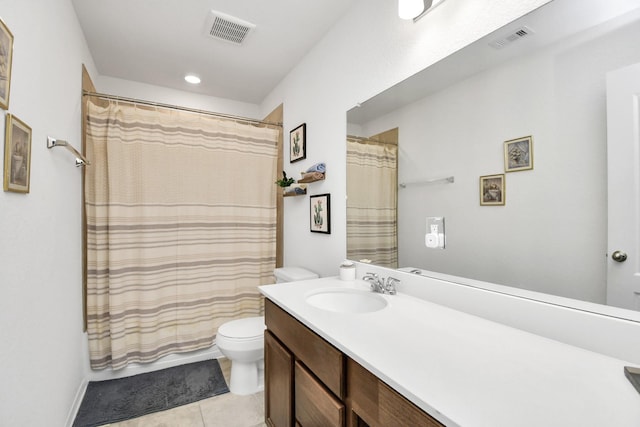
[398,0,447,22]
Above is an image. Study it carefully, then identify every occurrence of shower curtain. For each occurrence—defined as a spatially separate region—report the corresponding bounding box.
[84,100,278,370]
[346,137,398,268]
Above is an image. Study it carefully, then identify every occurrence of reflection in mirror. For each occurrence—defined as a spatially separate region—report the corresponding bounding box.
[346,0,640,315]
[346,129,398,268]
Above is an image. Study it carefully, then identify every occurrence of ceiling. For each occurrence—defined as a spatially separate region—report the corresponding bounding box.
[72,0,357,104]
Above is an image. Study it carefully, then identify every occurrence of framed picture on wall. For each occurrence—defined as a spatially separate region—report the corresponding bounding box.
[0,17,14,110]
[310,193,331,234]
[289,123,306,163]
[504,135,533,172]
[480,174,505,206]
[3,114,32,193]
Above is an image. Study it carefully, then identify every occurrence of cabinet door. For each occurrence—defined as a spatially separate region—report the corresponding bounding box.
[295,361,345,427]
[265,331,294,427]
[347,359,443,427]
[266,299,345,399]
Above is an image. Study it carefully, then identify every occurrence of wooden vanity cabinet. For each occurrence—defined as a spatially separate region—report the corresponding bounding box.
[264,299,443,427]
[346,359,444,427]
[265,299,345,427]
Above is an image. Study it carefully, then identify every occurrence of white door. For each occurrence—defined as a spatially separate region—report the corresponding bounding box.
[606,62,640,310]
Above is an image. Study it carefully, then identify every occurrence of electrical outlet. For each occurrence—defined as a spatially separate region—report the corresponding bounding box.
[426,217,445,249]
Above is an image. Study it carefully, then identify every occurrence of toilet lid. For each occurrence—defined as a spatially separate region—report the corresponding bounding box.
[218,316,265,339]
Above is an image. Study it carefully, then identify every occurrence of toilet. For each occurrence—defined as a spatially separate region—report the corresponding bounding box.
[216,266,318,395]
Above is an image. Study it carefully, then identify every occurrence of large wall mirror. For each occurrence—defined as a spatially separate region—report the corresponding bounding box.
[347,0,640,318]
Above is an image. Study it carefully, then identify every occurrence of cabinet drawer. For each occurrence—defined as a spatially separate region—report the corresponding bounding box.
[265,299,345,399]
[295,361,345,427]
[347,359,443,427]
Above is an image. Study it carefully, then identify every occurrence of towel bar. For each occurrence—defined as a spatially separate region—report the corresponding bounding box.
[47,136,90,167]
[399,176,454,188]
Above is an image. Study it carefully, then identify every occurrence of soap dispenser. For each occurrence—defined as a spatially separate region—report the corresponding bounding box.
[339,260,356,281]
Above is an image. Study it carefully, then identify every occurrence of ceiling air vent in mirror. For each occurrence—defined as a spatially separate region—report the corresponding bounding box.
[205,10,255,45]
[489,26,535,49]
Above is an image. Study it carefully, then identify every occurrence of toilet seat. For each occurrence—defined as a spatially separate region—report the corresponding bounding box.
[218,316,265,341]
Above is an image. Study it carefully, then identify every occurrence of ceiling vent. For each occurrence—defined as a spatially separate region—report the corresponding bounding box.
[489,26,535,49]
[204,10,255,45]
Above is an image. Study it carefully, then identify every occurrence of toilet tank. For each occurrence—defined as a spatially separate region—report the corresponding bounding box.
[274,267,318,283]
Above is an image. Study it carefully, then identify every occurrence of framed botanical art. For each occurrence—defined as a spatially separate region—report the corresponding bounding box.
[4,114,32,193]
[504,135,533,172]
[0,17,14,110]
[289,123,306,163]
[310,193,331,234]
[480,174,505,206]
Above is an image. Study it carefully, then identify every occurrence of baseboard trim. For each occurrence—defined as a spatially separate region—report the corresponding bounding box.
[65,377,89,427]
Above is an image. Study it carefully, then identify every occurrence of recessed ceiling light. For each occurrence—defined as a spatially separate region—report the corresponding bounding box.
[184,74,201,84]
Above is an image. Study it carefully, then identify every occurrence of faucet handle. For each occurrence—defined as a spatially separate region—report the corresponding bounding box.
[363,272,382,292]
[385,277,400,295]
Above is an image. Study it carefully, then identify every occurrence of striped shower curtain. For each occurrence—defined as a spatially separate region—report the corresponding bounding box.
[84,100,278,370]
[346,137,398,268]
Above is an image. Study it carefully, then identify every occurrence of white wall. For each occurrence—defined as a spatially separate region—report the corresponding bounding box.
[0,0,97,425]
[261,0,552,278]
[355,15,640,304]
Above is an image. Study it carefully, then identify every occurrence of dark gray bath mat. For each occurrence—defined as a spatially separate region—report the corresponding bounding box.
[73,359,229,427]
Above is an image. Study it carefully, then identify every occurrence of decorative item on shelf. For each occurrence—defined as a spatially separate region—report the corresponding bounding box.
[0,17,14,110]
[480,174,505,206]
[298,162,325,183]
[289,123,306,163]
[283,184,308,197]
[3,114,32,193]
[275,170,295,188]
[310,193,331,234]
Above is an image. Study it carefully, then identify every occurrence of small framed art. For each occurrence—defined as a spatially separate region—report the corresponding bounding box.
[0,17,14,110]
[4,114,32,193]
[504,135,533,172]
[480,174,504,206]
[310,193,331,234]
[290,123,306,163]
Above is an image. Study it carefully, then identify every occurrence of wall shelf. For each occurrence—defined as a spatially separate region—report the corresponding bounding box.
[280,164,326,196]
[298,173,325,183]
[282,184,308,197]
[284,189,307,197]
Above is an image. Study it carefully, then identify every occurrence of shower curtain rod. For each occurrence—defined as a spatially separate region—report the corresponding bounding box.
[82,91,283,128]
[347,134,398,146]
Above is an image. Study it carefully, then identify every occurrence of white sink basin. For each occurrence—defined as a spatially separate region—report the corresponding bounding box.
[305,287,388,313]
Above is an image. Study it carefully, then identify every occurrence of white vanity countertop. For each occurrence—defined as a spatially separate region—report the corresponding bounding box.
[259,277,640,427]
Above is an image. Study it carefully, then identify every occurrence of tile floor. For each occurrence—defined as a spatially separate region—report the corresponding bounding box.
[100,358,267,427]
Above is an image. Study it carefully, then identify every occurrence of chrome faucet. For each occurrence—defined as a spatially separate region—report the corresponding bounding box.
[363,272,399,295]
[363,272,384,293]
[384,277,399,295]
